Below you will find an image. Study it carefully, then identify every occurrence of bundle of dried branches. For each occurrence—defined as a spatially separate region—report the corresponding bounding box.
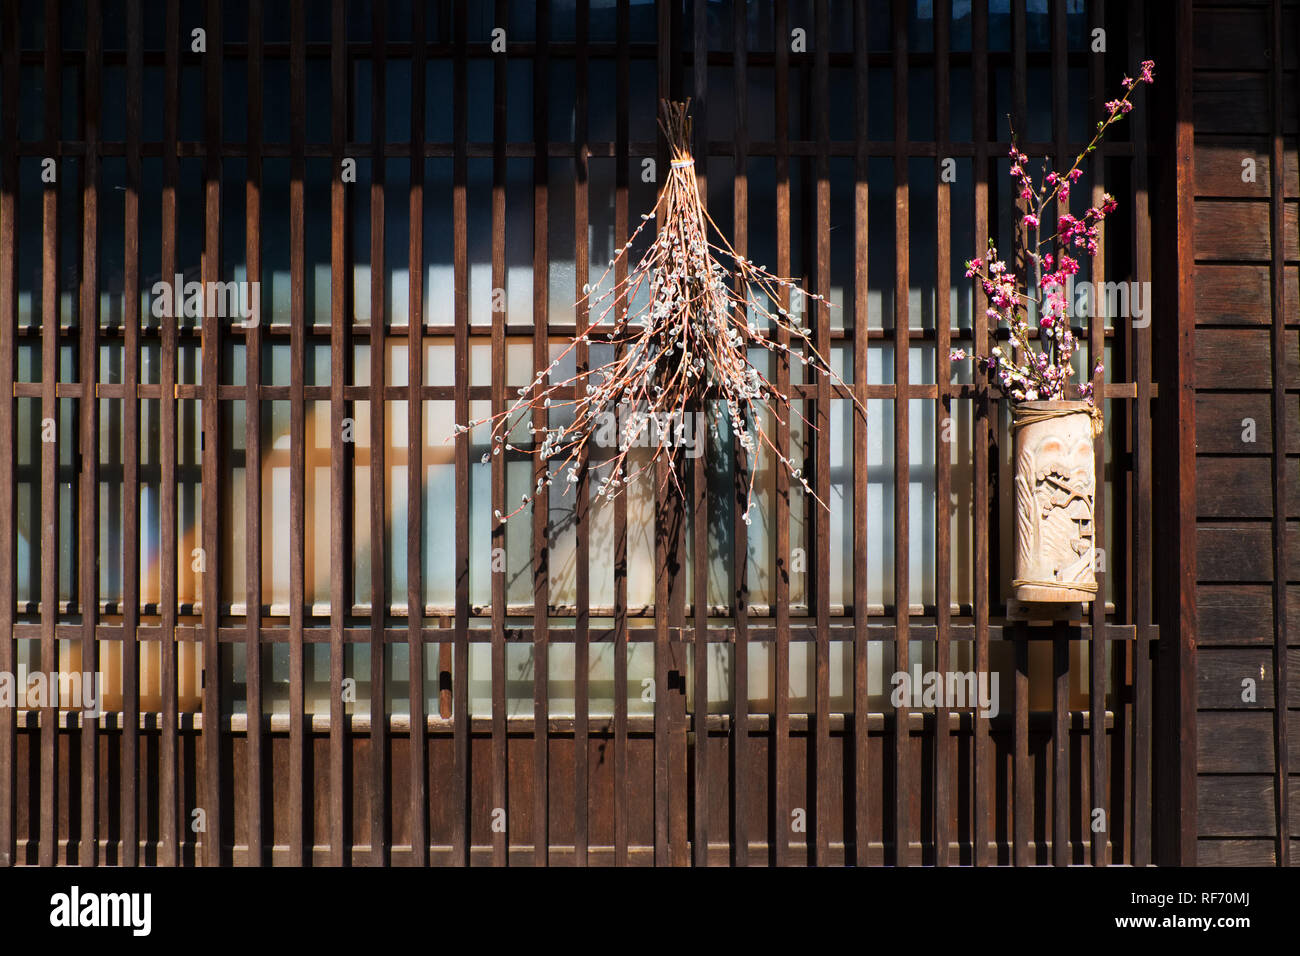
[456,99,864,526]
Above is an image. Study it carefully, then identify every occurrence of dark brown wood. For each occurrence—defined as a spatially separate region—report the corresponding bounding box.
[532,0,552,868]
[327,0,348,869]
[407,0,428,868]
[1010,0,1030,869]
[1194,328,1298,390]
[0,0,1177,870]
[38,0,60,868]
[287,0,307,868]
[200,0,224,868]
[1086,0,1109,869]
[613,0,631,868]
[573,0,591,871]
[1195,202,1299,262]
[0,0,17,870]
[813,0,833,870]
[891,0,912,869]
[653,0,671,869]
[691,0,709,869]
[246,0,266,869]
[668,0,689,867]
[1153,0,1199,866]
[1129,0,1155,868]
[1195,265,1299,325]
[489,0,508,870]
[730,0,750,869]
[121,0,142,869]
[851,0,871,870]
[1267,0,1290,869]
[79,0,102,867]
[971,0,993,869]
[1051,0,1070,870]
[159,0,179,869]
[369,0,389,868]
[451,0,471,867]
[1054,626,1069,864]
[654,448,670,865]
[933,0,952,869]
[1196,394,1300,454]
[1014,636,1030,865]
[773,0,793,870]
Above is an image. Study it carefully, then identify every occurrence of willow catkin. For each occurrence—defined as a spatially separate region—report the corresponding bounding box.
[456,99,865,525]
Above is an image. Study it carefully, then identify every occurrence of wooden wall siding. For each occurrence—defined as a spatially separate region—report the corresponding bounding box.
[1192,0,1300,866]
[0,0,1176,866]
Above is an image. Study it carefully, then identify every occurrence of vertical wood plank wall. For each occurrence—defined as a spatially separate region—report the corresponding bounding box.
[0,0,1196,866]
[1191,0,1298,866]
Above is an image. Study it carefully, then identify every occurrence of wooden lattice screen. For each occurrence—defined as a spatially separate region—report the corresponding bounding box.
[0,0,1186,867]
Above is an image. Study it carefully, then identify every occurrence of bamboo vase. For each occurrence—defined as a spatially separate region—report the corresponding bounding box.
[1010,400,1099,604]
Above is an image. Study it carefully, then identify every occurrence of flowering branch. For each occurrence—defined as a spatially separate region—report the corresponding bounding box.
[951,59,1154,403]
[454,99,864,526]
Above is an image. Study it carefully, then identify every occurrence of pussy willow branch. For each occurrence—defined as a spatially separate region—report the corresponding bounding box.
[455,99,865,526]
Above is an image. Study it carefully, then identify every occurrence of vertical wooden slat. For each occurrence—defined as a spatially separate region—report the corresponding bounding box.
[691,397,708,865]
[1013,637,1030,865]
[1052,623,1068,864]
[1050,0,1069,869]
[1268,0,1291,870]
[1112,0,1133,868]
[971,0,992,870]
[327,0,348,868]
[1151,0,1196,867]
[159,0,179,869]
[933,0,952,869]
[652,0,670,869]
[666,3,688,869]
[1010,0,1030,870]
[38,0,60,869]
[369,0,389,868]
[0,0,17,871]
[451,0,471,867]
[287,0,306,868]
[612,0,630,868]
[851,0,870,869]
[691,0,709,870]
[1086,0,1108,869]
[811,0,832,870]
[890,0,912,869]
[730,0,750,870]
[407,0,428,868]
[573,0,591,869]
[772,0,792,870]
[121,0,142,868]
[200,0,224,869]
[246,0,265,868]
[531,0,551,868]
[489,0,508,870]
[1128,0,1153,868]
[1112,7,1135,862]
[79,0,102,868]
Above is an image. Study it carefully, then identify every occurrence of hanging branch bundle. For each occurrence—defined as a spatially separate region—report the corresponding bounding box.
[456,99,864,526]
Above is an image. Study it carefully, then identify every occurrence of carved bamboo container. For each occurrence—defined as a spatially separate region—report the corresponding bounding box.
[1010,400,1099,604]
